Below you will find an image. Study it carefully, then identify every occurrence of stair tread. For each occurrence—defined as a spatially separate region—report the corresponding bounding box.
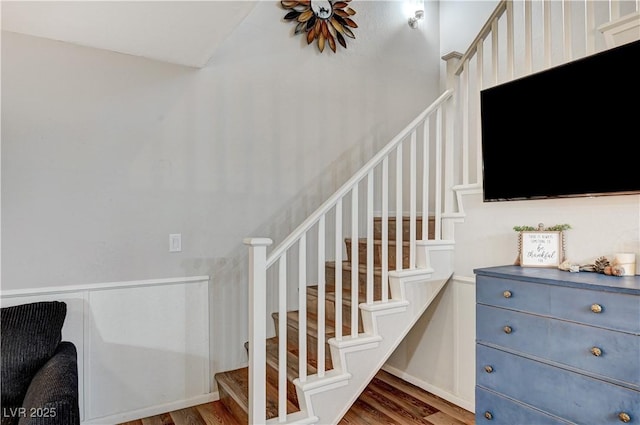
[345,237,411,246]
[272,310,351,338]
[215,365,299,421]
[308,285,378,307]
[265,336,334,376]
[326,260,384,274]
[308,285,355,306]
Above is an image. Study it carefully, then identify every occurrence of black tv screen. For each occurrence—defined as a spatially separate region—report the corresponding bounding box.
[480,39,640,202]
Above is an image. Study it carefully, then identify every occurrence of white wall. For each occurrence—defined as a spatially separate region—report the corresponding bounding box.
[1,0,442,400]
[387,0,640,413]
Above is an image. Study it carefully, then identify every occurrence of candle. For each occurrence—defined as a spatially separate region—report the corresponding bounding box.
[614,253,636,276]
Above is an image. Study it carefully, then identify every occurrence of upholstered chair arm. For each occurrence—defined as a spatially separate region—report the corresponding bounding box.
[18,342,80,425]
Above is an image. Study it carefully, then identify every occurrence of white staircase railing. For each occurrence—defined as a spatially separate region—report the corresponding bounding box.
[244,0,639,422]
[244,88,454,424]
[445,0,639,198]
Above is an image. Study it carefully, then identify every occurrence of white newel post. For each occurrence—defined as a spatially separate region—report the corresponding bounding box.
[442,51,463,241]
[244,237,273,425]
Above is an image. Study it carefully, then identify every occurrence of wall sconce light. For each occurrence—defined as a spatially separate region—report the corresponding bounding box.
[408,9,424,28]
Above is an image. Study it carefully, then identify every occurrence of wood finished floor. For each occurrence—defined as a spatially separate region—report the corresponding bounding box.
[120,369,475,425]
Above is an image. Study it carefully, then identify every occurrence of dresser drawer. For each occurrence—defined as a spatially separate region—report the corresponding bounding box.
[477,304,640,388]
[477,344,640,425]
[549,285,640,334]
[476,387,570,425]
[476,275,550,315]
[477,274,640,333]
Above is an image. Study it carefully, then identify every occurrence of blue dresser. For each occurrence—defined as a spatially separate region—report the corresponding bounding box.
[474,265,640,425]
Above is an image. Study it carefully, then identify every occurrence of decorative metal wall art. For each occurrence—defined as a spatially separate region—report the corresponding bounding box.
[281,0,357,53]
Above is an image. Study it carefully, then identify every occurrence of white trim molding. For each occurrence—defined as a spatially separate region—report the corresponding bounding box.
[1,276,211,424]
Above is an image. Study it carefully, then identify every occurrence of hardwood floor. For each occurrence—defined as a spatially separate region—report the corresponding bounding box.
[120,369,475,425]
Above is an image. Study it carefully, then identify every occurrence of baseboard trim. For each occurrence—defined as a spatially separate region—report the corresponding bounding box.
[81,392,219,425]
[380,364,474,413]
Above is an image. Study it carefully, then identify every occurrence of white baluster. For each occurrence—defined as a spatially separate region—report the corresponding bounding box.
[366,171,374,304]
[317,216,325,377]
[381,158,389,302]
[524,0,533,74]
[395,144,403,270]
[351,187,359,337]
[334,199,343,340]
[422,119,430,241]
[435,108,443,241]
[409,131,417,269]
[298,234,307,383]
[278,256,287,421]
[506,0,514,80]
[562,0,573,62]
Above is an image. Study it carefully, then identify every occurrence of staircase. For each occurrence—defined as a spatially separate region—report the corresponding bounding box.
[237,81,455,424]
[215,217,446,423]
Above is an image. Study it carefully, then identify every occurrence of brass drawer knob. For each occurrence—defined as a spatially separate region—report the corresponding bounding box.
[503,290,512,298]
[503,326,512,334]
[591,347,603,357]
[619,412,631,423]
[591,304,603,313]
[484,411,493,420]
[484,365,494,373]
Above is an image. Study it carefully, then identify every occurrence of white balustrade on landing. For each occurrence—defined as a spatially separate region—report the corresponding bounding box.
[449,0,638,190]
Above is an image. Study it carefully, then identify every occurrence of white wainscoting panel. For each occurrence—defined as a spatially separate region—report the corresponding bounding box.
[1,276,211,424]
[384,275,476,412]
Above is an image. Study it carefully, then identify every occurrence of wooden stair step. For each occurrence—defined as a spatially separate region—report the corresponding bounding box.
[344,237,411,269]
[272,310,352,342]
[325,261,386,300]
[215,365,299,423]
[373,215,435,240]
[307,285,364,334]
[265,336,334,377]
[195,402,242,425]
[214,368,250,424]
[308,285,355,306]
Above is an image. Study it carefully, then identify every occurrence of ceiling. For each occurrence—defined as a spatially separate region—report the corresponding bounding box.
[0,1,258,68]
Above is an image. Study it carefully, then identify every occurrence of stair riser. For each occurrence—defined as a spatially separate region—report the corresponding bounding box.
[373,216,435,240]
[275,321,330,358]
[307,293,363,334]
[265,363,298,417]
[326,264,385,301]
[345,240,410,269]
[218,381,249,425]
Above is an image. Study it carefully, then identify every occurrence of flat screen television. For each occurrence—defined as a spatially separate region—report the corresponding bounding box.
[480,39,640,202]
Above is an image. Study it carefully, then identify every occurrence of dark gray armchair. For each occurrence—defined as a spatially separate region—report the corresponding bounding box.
[1,301,80,425]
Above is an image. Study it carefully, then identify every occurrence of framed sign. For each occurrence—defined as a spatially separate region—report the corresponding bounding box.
[519,231,563,267]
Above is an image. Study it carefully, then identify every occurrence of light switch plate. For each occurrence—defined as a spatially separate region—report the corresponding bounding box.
[169,234,182,252]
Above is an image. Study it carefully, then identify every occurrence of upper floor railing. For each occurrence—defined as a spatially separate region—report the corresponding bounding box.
[447,0,639,191]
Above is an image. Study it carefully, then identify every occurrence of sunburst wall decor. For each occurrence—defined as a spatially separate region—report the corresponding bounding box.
[281,0,358,53]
